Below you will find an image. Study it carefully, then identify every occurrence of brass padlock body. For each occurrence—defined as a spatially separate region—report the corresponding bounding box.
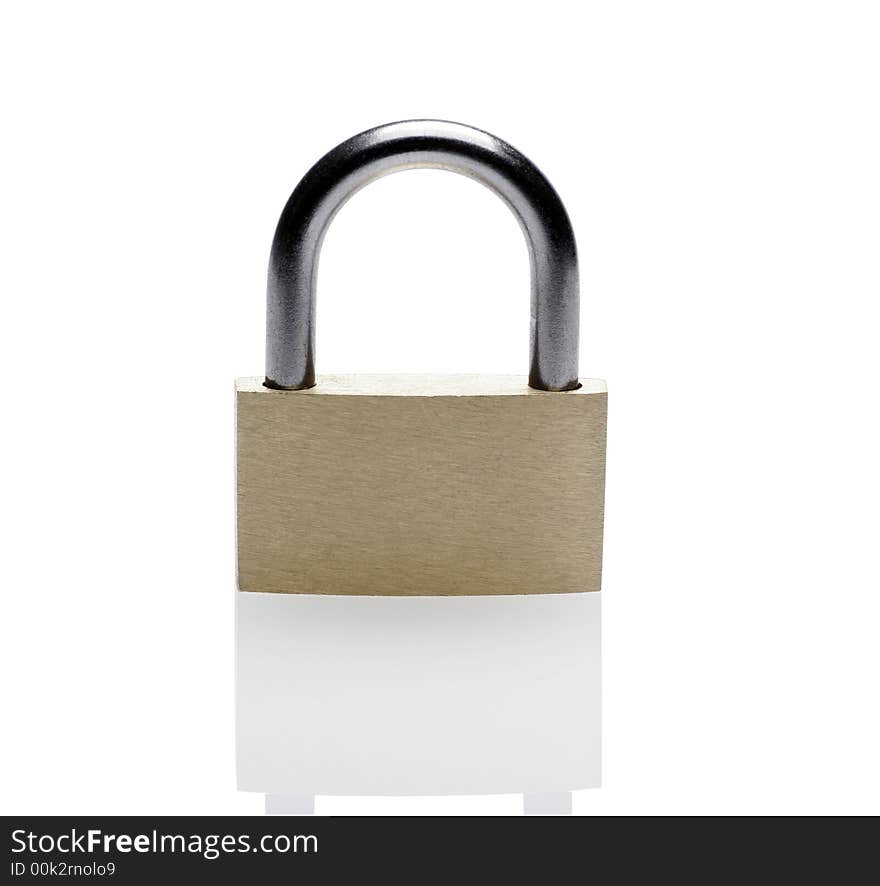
[236,375,606,596]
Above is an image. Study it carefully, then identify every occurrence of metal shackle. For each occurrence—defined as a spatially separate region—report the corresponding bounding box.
[266,120,580,392]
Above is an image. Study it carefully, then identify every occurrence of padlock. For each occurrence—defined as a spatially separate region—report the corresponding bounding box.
[236,120,607,597]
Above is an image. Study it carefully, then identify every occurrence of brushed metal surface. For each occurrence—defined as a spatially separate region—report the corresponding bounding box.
[236,375,607,596]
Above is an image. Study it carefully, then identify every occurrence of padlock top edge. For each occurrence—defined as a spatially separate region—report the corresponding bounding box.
[235,375,606,398]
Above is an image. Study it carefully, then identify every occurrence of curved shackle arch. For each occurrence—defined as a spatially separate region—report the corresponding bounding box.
[265,119,580,391]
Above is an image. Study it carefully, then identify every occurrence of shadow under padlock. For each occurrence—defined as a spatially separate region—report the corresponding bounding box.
[234,120,607,815]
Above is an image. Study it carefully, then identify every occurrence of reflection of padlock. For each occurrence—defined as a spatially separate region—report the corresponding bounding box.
[236,120,606,597]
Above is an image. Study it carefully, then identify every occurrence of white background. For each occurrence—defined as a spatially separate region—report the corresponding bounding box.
[1,1,878,815]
